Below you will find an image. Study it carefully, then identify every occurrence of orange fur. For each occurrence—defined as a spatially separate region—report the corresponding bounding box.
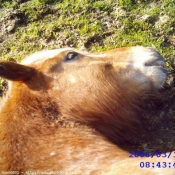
[0,46,173,174]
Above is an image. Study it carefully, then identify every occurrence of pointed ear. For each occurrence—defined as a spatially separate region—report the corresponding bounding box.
[0,61,36,81]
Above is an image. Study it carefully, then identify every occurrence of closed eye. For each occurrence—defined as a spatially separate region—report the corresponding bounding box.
[65,52,78,62]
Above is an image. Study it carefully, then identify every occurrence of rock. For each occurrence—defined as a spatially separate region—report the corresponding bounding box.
[155,14,170,28]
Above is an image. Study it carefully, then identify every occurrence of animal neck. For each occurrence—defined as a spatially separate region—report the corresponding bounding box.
[0,85,128,171]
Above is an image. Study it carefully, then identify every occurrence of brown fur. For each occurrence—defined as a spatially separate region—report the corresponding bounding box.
[0,46,174,174]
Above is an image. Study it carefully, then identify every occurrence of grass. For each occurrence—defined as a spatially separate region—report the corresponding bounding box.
[0,0,175,65]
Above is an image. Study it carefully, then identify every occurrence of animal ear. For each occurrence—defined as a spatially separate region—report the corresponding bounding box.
[0,61,36,81]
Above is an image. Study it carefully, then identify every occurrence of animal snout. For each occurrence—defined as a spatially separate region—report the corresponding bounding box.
[143,47,166,66]
[144,56,166,69]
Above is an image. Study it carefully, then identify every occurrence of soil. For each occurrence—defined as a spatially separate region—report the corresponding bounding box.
[1,1,175,154]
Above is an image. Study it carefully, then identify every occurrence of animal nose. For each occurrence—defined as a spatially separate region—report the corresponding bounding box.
[143,47,166,68]
[144,59,166,68]
[144,56,167,76]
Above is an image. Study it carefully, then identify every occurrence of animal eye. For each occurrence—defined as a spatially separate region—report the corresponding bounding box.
[65,52,78,61]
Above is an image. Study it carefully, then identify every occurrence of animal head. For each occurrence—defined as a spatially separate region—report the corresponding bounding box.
[0,46,167,143]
